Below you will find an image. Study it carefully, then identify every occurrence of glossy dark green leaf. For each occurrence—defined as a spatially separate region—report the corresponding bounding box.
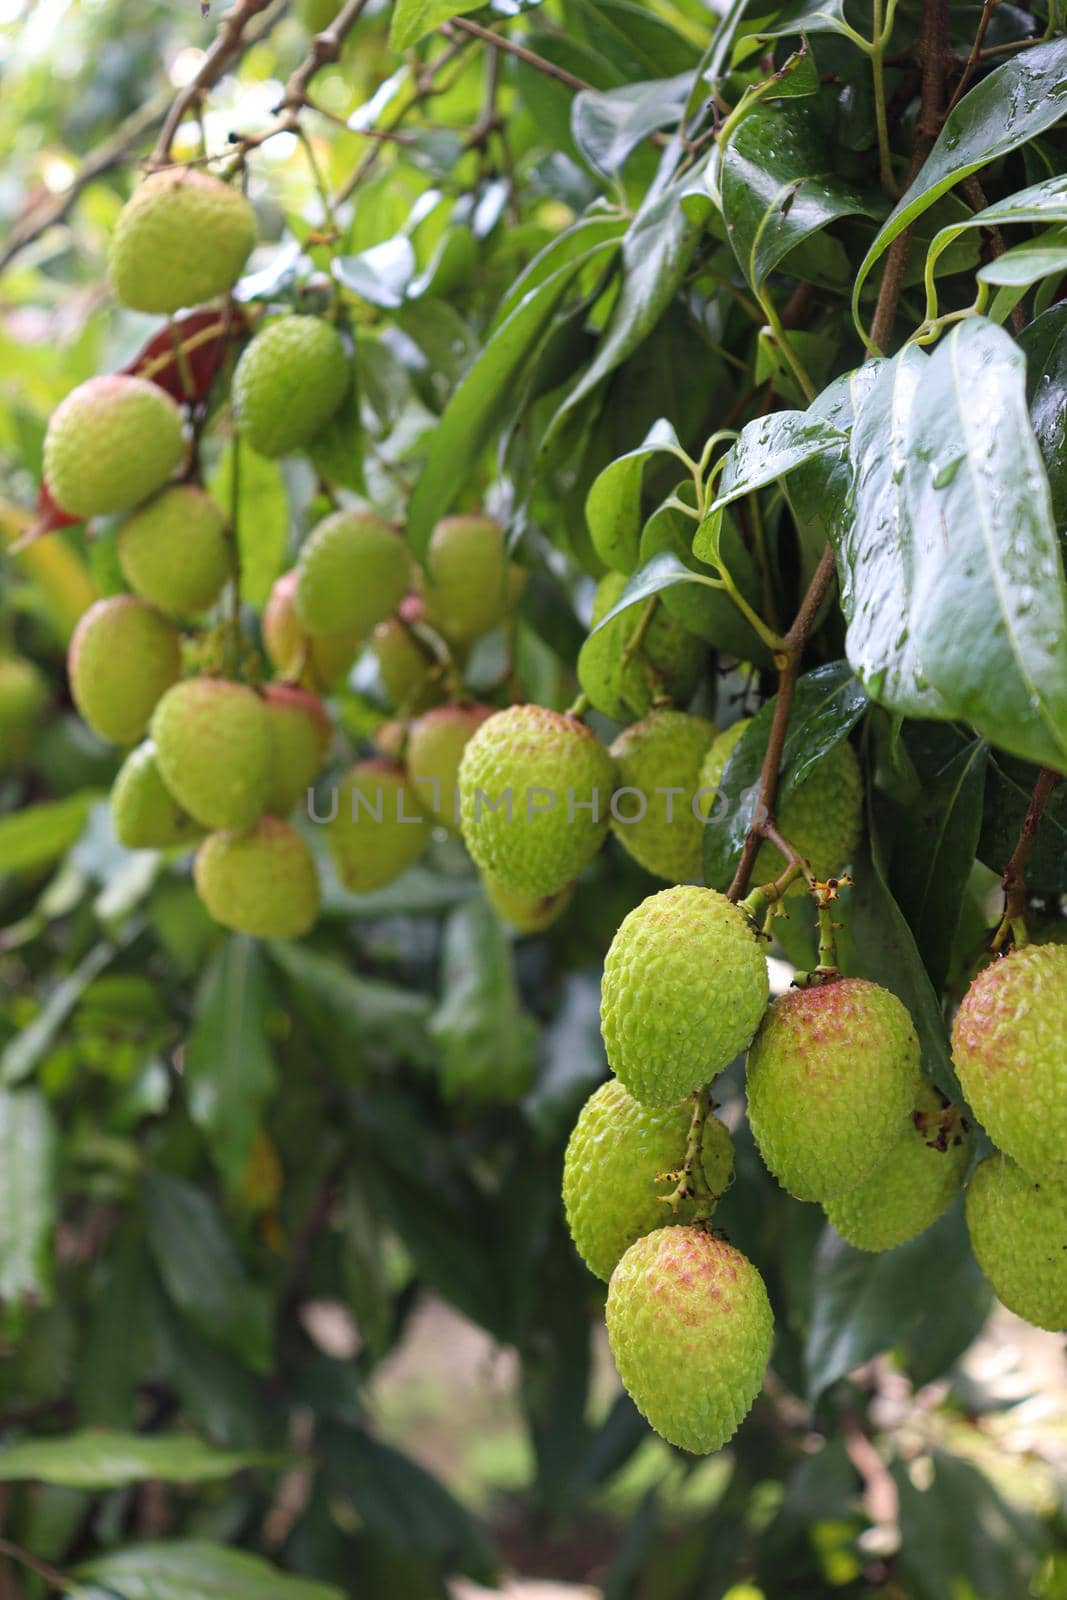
[0,1430,278,1488]
[0,1088,57,1308]
[73,1541,344,1600]
[978,750,1067,892]
[745,0,855,42]
[268,938,434,1074]
[185,937,277,1193]
[722,103,883,290]
[893,1451,1046,1600]
[1,937,118,1086]
[1019,301,1067,526]
[76,1228,148,1428]
[523,973,606,1143]
[406,239,620,555]
[639,490,773,662]
[584,417,686,572]
[572,73,693,175]
[430,898,538,1100]
[711,409,846,511]
[890,738,988,993]
[144,1172,273,1374]
[979,226,1067,291]
[388,0,482,49]
[702,661,868,890]
[333,237,416,308]
[922,172,1067,316]
[853,37,1067,342]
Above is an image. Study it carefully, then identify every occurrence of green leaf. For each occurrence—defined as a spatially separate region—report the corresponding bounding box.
[430,898,538,1101]
[893,1451,1046,1600]
[0,1431,278,1489]
[0,791,100,875]
[308,376,364,494]
[388,0,481,50]
[639,489,773,661]
[406,239,621,556]
[144,1172,273,1374]
[267,938,434,1075]
[842,318,1067,769]
[209,442,287,609]
[979,750,1067,893]
[572,73,694,176]
[745,0,857,42]
[702,661,868,890]
[333,237,416,308]
[721,103,883,291]
[853,37,1067,344]
[185,937,278,1194]
[979,225,1067,291]
[1020,301,1067,526]
[73,1541,344,1600]
[585,417,687,572]
[924,172,1067,311]
[710,410,845,511]
[0,1087,57,1309]
[523,974,606,1143]
[585,549,715,634]
[1,937,119,1086]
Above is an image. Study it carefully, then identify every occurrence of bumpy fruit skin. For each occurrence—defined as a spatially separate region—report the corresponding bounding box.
[109,168,256,315]
[327,758,431,892]
[824,1083,973,1251]
[295,510,410,640]
[419,516,519,645]
[459,705,616,897]
[966,1153,1067,1330]
[0,657,48,766]
[195,816,319,939]
[482,872,573,934]
[69,596,181,745]
[952,944,1067,1183]
[591,571,705,716]
[233,316,349,458]
[601,886,768,1106]
[563,1080,734,1281]
[610,711,716,883]
[110,740,198,850]
[606,1227,772,1454]
[746,979,921,1203]
[262,570,358,692]
[151,678,273,831]
[262,684,331,816]
[698,718,749,803]
[407,704,493,830]
[117,485,230,617]
[44,375,184,519]
[371,617,444,714]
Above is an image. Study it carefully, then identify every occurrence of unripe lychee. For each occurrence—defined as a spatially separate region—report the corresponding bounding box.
[563,1080,734,1281]
[965,1153,1067,1330]
[407,703,494,830]
[327,758,431,892]
[195,816,319,939]
[609,711,716,883]
[69,596,181,745]
[262,684,331,816]
[606,1227,772,1455]
[233,316,349,459]
[590,572,705,717]
[951,943,1067,1183]
[370,617,445,714]
[151,678,273,831]
[44,375,184,519]
[482,872,574,934]
[295,510,411,640]
[0,657,48,767]
[418,516,520,646]
[109,168,256,315]
[458,705,616,897]
[117,485,230,617]
[698,717,748,796]
[262,570,359,691]
[601,885,768,1107]
[746,978,921,1203]
[110,740,199,850]
[824,1083,973,1251]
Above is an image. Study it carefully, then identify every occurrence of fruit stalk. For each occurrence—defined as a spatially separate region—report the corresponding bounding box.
[994,766,1063,950]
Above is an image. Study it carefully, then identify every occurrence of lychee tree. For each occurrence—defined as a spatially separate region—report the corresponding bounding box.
[0,0,1067,1595]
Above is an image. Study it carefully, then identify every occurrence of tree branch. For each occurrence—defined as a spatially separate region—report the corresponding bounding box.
[998,767,1063,936]
[152,0,282,165]
[443,16,595,91]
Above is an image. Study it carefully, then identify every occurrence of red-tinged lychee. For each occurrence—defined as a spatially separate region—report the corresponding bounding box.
[44,375,184,520]
[151,677,273,831]
[262,683,331,816]
[195,816,319,939]
[407,703,494,830]
[261,570,359,692]
[326,758,431,893]
[68,596,181,746]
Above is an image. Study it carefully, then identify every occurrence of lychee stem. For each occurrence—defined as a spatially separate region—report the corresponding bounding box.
[659,1085,716,1218]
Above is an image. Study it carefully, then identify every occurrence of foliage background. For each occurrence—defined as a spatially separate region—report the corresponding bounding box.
[1,0,1067,1596]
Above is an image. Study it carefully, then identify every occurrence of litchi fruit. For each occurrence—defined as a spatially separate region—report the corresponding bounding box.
[407,703,494,830]
[482,873,574,934]
[589,571,704,718]
[109,168,256,315]
[0,656,48,767]
[68,596,181,745]
[327,758,431,893]
[44,375,184,519]
[262,684,331,816]
[117,485,230,617]
[609,710,716,883]
[262,570,359,692]
[233,315,349,459]
[151,677,273,831]
[295,510,411,640]
[111,740,198,850]
[965,1153,1067,1330]
[418,515,521,646]
[195,816,319,939]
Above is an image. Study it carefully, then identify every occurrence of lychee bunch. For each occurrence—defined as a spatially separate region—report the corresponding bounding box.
[589,572,705,718]
[295,510,411,641]
[609,710,716,883]
[111,740,199,850]
[965,1153,1067,1330]
[459,705,616,897]
[563,1080,734,1281]
[109,168,256,315]
[951,942,1067,1183]
[745,978,921,1203]
[152,677,273,831]
[406,703,493,830]
[44,375,185,519]
[68,596,181,746]
[233,315,349,459]
[824,1083,973,1251]
[327,758,430,892]
[600,885,768,1106]
[117,485,230,618]
[195,816,319,939]
[606,1227,773,1454]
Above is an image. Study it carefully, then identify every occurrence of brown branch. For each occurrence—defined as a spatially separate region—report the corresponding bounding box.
[944,0,996,116]
[152,0,281,166]
[1000,767,1063,928]
[278,0,371,112]
[727,543,837,902]
[444,16,595,91]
